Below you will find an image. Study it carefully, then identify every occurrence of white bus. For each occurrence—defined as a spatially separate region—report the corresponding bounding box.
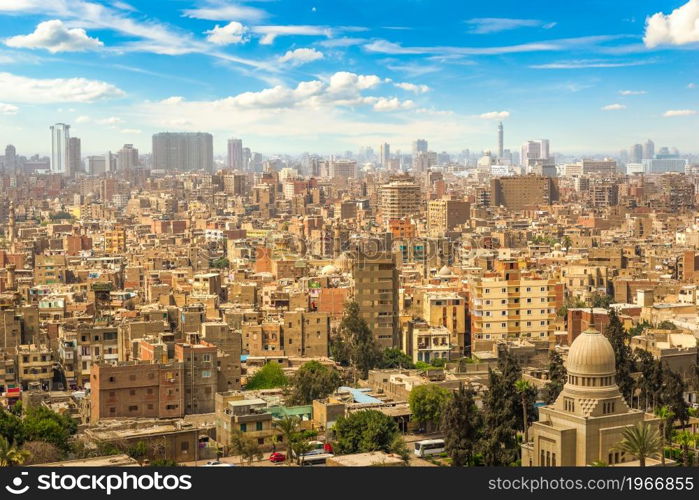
[414,439,445,457]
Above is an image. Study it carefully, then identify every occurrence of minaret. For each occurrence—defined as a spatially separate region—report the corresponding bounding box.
[497,122,504,159]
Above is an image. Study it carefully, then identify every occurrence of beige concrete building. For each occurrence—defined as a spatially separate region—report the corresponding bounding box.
[523,321,655,466]
[379,179,422,220]
[352,251,400,349]
[427,199,470,237]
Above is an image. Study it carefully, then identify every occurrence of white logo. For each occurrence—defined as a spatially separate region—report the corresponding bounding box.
[5,472,30,495]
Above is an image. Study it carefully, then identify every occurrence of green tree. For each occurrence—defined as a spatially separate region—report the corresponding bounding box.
[661,367,690,429]
[591,293,612,308]
[604,309,634,404]
[0,436,30,466]
[0,408,25,446]
[440,384,481,466]
[635,349,662,410]
[331,301,381,380]
[515,379,534,442]
[333,410,400,455]
[245,362,289,390]
[291,438,313,465]
[287,361,342,405]
[127,441,149,466]
[613,422,662,467]
[657,321,677,330]
[654,406,673,466]
[379,349,415,369]
[408,384,452,432]
[479,348,525,466]
[229,431,263,466]
[674,430,694,467]
[209,257,229,269]
[22,406,77,452]
[273,416,300,463]
[541,350,566,404]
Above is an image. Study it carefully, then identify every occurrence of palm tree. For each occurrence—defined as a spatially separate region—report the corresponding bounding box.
[654,405,674,465]
[614,422,662,467]
[291,438,313,466]
[514,379,532,442]
[273,416,300,464]
[0,436,30,467]
[674,430,694,467]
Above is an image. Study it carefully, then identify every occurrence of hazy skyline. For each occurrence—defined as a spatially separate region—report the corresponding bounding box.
[0,0,698,156]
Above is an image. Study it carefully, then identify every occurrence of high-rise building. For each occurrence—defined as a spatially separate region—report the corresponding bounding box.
[643,139,655,160]
[68,137,81,174]
[379,178,422,220]
[116,144,139,171]
[352,250,399,349]
[490,175,559,210]
[152,132,214,171]
[50,123,70,175]
[427,199,470,237]
[412,139,428,159]
[3,144,16,174]
[497,122,504,159]
[227,138,243,170]
[380,142,390,167]
[520,139,550,168]
[629,143,643,163]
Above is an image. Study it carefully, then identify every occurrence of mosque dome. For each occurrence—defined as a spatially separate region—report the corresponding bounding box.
[566,323,616,377]
[437,265,453,277]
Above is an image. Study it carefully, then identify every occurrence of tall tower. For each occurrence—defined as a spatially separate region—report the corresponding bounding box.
[497,122,504,159]
[50,123,71,176]
[380,142,390,168]
[227,138,243,170]
[4,145,16,175]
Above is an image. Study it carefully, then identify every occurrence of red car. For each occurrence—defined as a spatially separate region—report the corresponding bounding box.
[269,452,286,463]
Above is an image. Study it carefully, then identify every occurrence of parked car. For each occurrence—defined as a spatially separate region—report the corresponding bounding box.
[204,460,236,467]
[269,452,286,463]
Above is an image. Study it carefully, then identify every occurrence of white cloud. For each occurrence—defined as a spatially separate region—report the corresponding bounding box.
[204,21,248,45]
[530,59,650,69]
[619,89,646,95]
[663,109,697,117]
[602,103,626,110]
[0,103,18,115]
[75,115,91,123]
[394,82,430,93]
[644,0,699,47]
[181,2,267,22]
[479,111,510,119]
[0,72,124,103]
[5,19,103,53]
[318,37,366,48]
[465,18,556,34]
[120,128,141,134]
[370,97,415,111]
[253,25,331,44]
[689,82,697,88]
[97,116,123,125]
[277,48,324,66]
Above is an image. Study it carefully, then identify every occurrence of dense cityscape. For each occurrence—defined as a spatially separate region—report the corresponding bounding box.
[1,0,699,478]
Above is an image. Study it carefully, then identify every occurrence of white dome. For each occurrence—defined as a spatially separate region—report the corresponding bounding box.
[566,327,616,376]
[437,265,453,277]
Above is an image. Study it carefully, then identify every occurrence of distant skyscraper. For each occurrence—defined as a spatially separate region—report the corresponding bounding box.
[520,139,550,168]
[152,132,213,171]
[412,139,428,159]
[497,122,504,159]
[380,142,390,167]
[629,143,643,163]
[227,138,244,170]
[4,144,16,174]
[50,123,71,175]
[643,139,655,160]
[117,144,139,171]
[68,137,81,174]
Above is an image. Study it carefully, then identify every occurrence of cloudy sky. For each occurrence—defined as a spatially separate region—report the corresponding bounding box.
[0,0,698,156]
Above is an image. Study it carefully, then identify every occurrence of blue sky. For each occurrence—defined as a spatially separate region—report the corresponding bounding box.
[0,0,698,156]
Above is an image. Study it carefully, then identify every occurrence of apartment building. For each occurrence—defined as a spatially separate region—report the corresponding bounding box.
[90,361,184,422]
[422,292,467,352]
[175,337,217,414]
[469,271,560,351]
[427,199,470,237]
[352,251,400,349]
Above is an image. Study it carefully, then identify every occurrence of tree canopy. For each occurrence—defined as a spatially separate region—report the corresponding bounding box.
[408,384,452,431]
[440,384,481,466]
[333,410,400,455]
[245,361,289,390]
[287,360,342,405]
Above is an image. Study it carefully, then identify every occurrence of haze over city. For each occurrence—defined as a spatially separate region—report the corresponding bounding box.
[0,0,699,155]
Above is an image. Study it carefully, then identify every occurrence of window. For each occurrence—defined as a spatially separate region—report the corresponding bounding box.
[256,422,263,431]
[202,370,212,378]
[240,423,247,432]
[128,405,138,412]
[181,442,189,452]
